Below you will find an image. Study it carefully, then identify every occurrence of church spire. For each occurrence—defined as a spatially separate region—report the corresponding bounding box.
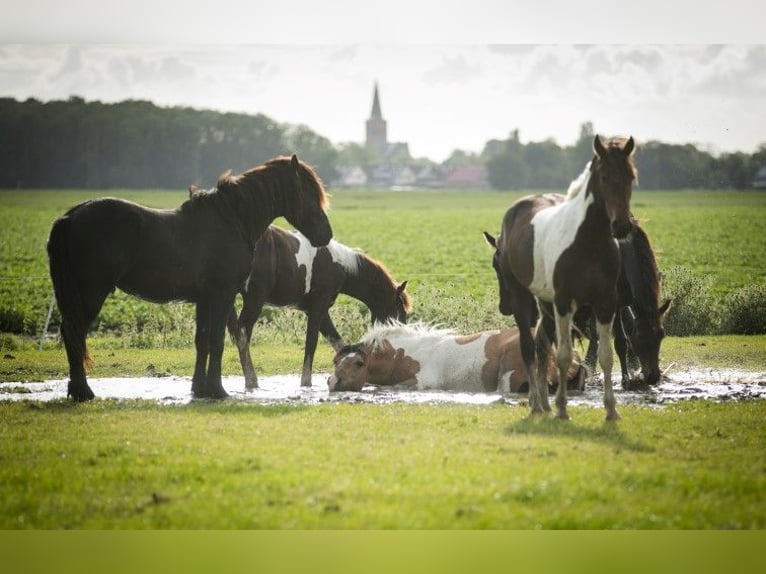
[366,81,387,155]
[370,81,382,119]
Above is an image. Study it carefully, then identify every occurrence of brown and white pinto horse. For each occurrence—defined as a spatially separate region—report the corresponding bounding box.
[327,322,584,393]
[230,228,410,389]
[484,135,636,421]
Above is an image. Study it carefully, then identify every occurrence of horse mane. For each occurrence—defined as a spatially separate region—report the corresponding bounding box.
[354,252,413,312]
[565,162,592,200]
[222,156,330,210]
[361,320,453,350]
[623,220,661,313]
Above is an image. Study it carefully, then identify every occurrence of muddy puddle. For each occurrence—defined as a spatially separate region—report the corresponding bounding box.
[1,368,765,407]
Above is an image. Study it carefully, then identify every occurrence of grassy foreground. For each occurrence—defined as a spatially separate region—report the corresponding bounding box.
[1,399,764,529]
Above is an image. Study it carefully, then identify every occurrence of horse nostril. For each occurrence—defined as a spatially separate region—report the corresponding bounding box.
[612,221,632,239]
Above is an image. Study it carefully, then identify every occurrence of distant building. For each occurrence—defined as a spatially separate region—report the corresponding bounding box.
[335,83,485,190]
[443,165,489,189]
[365,82,410,167]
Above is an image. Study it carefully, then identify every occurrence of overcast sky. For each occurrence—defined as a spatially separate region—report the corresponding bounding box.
[2,2,764,162]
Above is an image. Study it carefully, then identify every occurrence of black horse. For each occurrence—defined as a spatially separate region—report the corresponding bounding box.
[47,155,332,401]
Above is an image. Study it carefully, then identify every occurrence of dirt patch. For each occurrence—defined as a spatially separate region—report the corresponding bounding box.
[1,367,764,407]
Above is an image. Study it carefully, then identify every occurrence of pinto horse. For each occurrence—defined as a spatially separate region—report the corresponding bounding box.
[185,202,411,388]
[327,322,584,393]
[484,135,636,421]
[579,218,672,387]
[47,155,332,401]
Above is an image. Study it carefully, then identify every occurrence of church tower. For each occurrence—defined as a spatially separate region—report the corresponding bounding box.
[365,82,388,157]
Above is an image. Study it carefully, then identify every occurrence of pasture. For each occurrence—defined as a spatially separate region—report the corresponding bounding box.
[1,188,765,342]
[1,186,765,531]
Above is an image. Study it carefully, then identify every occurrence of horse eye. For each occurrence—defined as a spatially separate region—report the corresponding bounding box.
[355,361,364,368]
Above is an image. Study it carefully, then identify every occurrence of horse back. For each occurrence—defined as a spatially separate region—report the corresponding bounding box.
[250,226,321,306]
[499,194,559,288]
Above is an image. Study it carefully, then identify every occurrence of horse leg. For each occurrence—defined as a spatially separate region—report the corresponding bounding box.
[235,298,265,390]
[612,314,631,389]
[509,283,546,414]
[301,310,324,387]
[535,301,555,408]
[583,314,599,375]
[597,318,620,421]
[203,293,236,399]
[62,282,111,402]
[553,306,575,421]
[191,301,210,398]
[319,311,345,352]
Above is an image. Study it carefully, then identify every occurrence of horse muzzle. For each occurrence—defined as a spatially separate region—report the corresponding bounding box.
[611,219,633,240]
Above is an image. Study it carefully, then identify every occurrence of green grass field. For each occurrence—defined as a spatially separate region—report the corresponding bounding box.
[1,399,764,529]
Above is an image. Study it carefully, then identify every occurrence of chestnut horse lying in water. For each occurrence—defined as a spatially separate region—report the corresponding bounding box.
[327,322,584,393]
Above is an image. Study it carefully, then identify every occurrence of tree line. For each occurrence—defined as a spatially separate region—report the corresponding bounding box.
[482,124,766,191]
[1,97,765,191]
[0,97,339,189]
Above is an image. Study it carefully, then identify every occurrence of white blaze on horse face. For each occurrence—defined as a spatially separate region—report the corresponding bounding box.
[529,168,593,301]
[292,231,318,294]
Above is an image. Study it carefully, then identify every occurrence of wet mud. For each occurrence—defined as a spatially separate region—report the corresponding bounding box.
[1,367,764,407]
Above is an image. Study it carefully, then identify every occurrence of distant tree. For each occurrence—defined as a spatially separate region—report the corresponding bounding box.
[442,149,481,170]
[284,124,340,183]
[485,130,530,190]
[524,139,569,189]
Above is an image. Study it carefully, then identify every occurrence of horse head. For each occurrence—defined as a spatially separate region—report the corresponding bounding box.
[591,135,637,239]
[283,154,333,248]
[483,231,513,316]
[383,281,411,324]
[327,344,369,392]
[620,298,672,384]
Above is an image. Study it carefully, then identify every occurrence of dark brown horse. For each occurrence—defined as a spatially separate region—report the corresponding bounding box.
[579,219,672,387]
[221,226,410,389]
[47,155,332,401]
[484,135,636,421]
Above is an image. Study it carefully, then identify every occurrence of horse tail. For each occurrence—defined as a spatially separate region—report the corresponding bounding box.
[47,215,94,372]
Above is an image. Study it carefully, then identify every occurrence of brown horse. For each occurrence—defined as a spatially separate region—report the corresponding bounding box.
[47,155,332,401]
[327,322,584,393]
[484,135,636,421]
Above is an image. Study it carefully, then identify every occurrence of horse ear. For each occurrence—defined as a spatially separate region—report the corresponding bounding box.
[188,184,199,199]
[291,154,299,171]
[593,134,607,158]
[483,231,497,249]
[624,136,635,156]
[658,298,672,317]
[397,281,408,295]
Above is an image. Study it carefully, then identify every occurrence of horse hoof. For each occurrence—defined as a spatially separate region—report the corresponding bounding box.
[68,384,95,402]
